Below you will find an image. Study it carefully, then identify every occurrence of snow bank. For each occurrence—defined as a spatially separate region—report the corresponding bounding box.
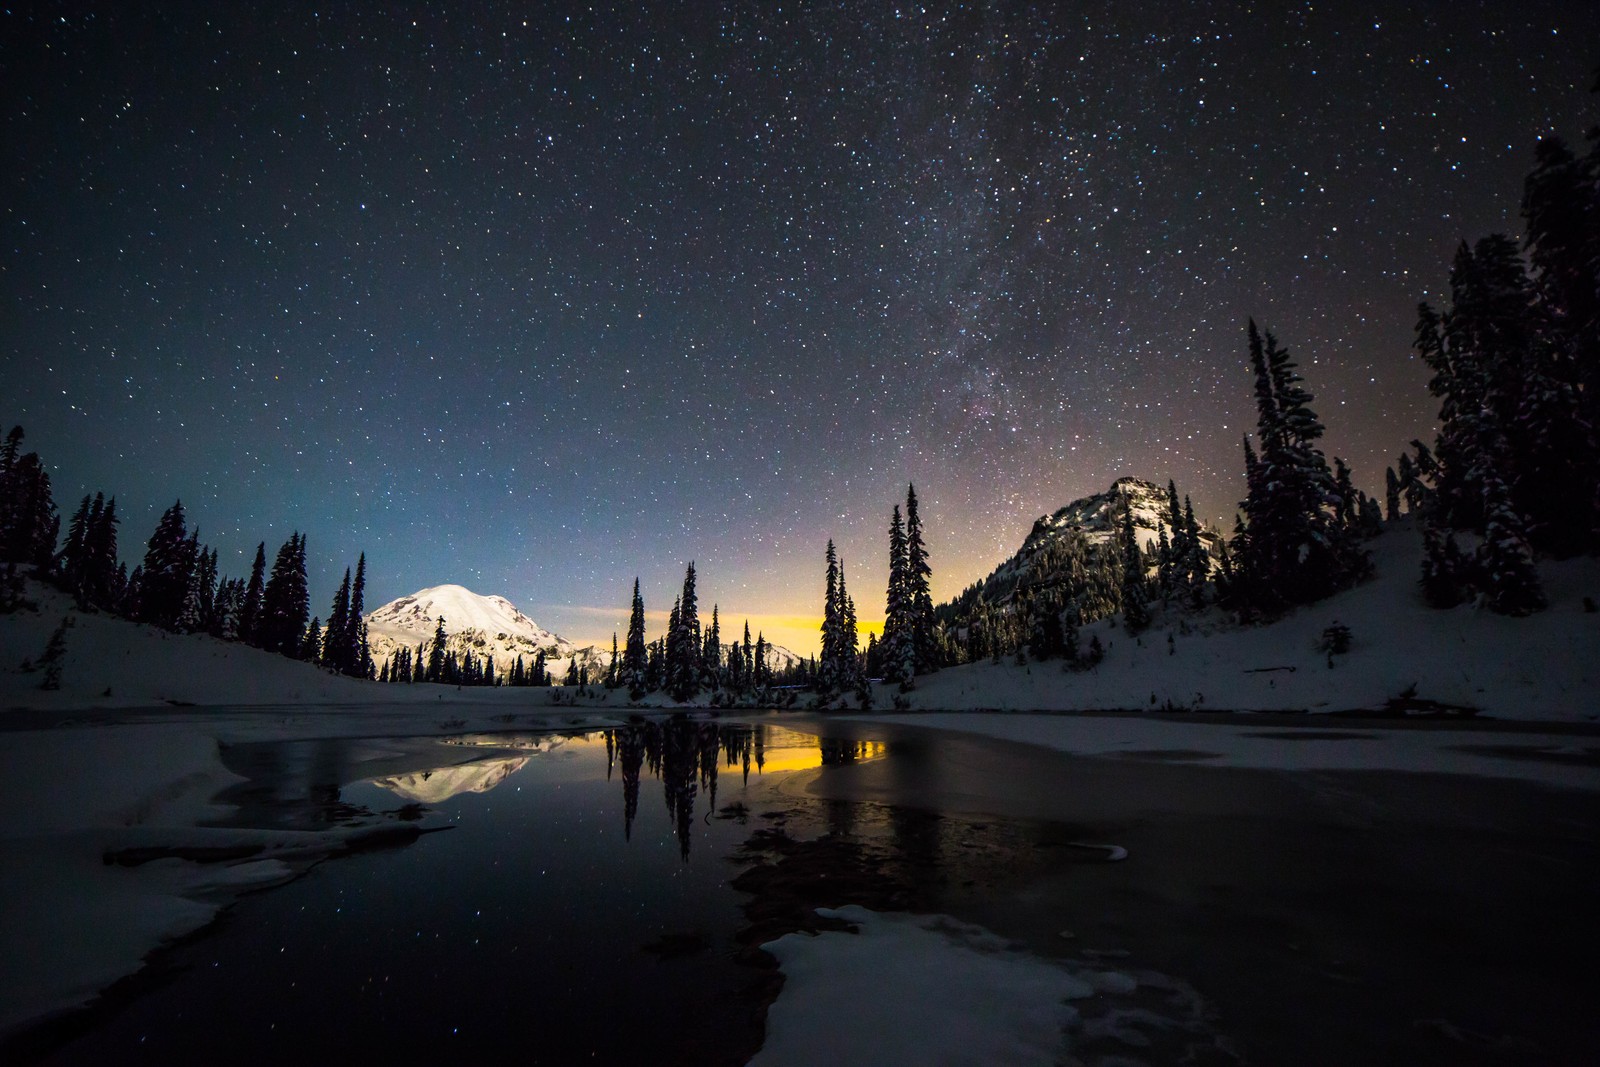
[753,906,1093,1067]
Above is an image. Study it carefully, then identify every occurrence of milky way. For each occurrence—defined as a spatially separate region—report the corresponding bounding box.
[4,2,1596,651]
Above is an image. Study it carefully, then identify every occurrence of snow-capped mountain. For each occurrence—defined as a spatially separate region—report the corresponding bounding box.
[363,583,804,682]
[961,478,1223,607]
[364,584,607,678]
[1025,476,1221,556]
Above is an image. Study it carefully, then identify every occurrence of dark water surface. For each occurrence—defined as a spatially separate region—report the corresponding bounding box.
[37,719,892,1066]
[30,713,1600,1067]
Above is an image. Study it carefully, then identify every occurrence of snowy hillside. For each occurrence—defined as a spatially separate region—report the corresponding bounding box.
[895,516,1600,721]
[364,584,607,678]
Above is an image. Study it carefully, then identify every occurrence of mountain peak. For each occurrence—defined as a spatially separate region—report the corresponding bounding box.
[954,478,1222,611]
[364,584,585,671]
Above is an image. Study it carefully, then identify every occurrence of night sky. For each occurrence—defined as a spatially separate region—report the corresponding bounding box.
[4,2,1597,654]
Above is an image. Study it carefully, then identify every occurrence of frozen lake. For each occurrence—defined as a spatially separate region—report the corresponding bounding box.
[14,710,1600,1065]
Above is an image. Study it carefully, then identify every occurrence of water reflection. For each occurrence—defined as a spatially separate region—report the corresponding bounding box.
[309,718,892,861]
[371,756,530,804]
[598,719,886,860]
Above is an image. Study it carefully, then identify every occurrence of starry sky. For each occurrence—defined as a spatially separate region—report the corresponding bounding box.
[4,2,1597,654]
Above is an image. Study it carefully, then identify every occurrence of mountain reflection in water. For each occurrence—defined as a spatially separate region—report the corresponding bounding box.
[360,719,886,862]
[370,755,530,804]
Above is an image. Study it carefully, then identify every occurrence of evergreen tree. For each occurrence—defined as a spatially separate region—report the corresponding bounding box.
[0,427,59,570]
[1181,496,1208,607]
[839,563,860,687]
[740,622,754,691]
[1118,492,1150,631]
[121,564,143,619]
[358,621,373,679]
[1155,522,1174,602]
[239,543,267,645]
[703,604,721,687]
[1522,133,1600,435]
[904,485,935,672]
[175,529,204,633]
[211,576,239,638]
[1087,633,1105,667]
[1418,234,1593,551]
[645,638,663,691]
[0,426,19,476]
[345,552,369,678]
[1419,515,1468,608]
[819,540,842,693]
[84,496,119,610]
[427,616,448,681]
[191,546,219,634]
[59,495,91,596]
[624,578,648,695]
[1060,598,1082,667]
[666,564,702,701]
[138,501,194,631]
[1385,467,1402,522]
[728,632,746,692]
[1333,458,1359,531]
[325,569,352,672]
[1479,468,1547,615]
[301,616,322,662]
[1359,494,1384,536]
[38,616,71,691]
[882,504,914,686]
[258,533,309,657]
[1234,321,1364,611]
[1161,480,1186,600]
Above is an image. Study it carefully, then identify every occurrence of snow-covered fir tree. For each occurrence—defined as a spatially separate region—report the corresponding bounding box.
[666,563,702,701]
[904,485,935,672]
[1117,492,1150,631]
[881,504,915,686]
[1233,321,1366,613]
[624,578,648,695]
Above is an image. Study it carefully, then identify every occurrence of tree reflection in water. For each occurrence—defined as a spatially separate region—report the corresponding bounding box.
[604,718,883,860]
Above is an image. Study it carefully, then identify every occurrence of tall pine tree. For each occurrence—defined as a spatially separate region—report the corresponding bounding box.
[904,485,935,672]
[258,533,309,657]
[624,578,648,695]
[882,504,914,686]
